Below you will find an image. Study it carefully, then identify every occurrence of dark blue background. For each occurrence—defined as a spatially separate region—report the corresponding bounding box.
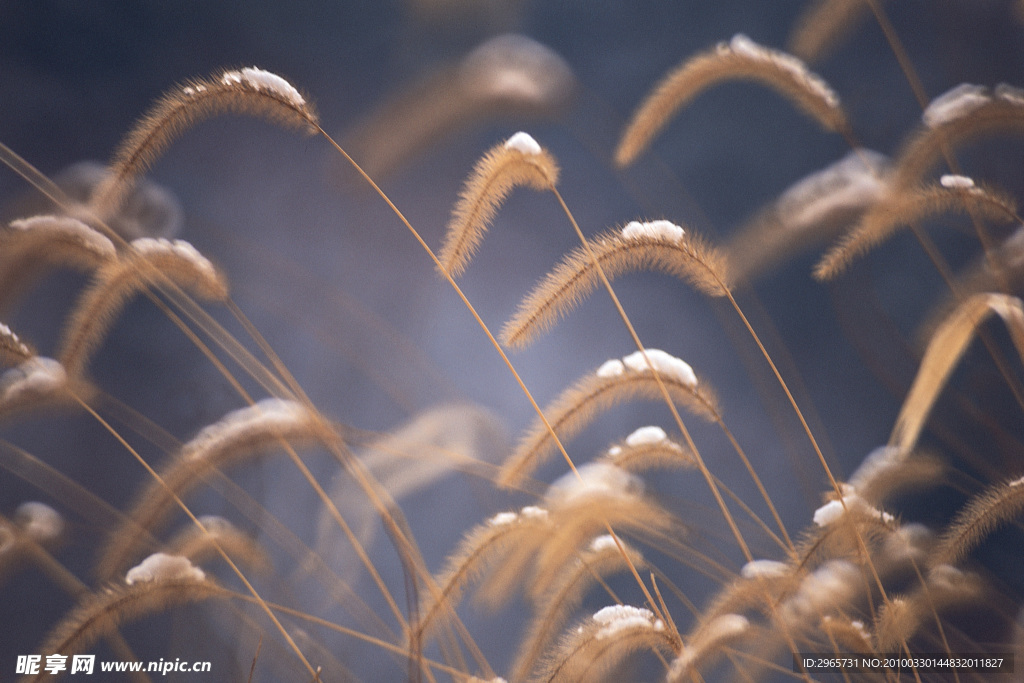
[1,1,1023,680]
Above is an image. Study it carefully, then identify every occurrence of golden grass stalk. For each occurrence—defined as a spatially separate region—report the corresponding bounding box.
[814,176,1018,280]
[511,535,645,683]
[599,425,695,473]
[892,84,1024,190]
[165,515,271,574]
[666,613,751,683]
[528,465,679,601]
[873,564,983,652]
[934,476,1024,565]
[922,224,1024,338]
[89,67,318,220]
[725,149,889,284]
[29,572,221,681]
[415,505,551,646]
[889,293,1024,456]
[438,132,559,277]
[96,399,323,580]
[497,350,719,489]
[59,237,229,379]
[0,357,75,418]
[535,605,675,683]
[874,596,914,652]
[615,33,847,167]
[501,220,729,350]
[0,322,34,364]
[0,215,116,307]
[787,0,876,63]
[819,615,874,655]
[702,559,797,623]
[341,34,575,181]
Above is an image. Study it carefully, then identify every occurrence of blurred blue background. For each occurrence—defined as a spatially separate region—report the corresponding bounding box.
[1,1,1023,679]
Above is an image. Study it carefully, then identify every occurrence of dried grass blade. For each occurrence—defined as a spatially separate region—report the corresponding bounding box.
[890,293,1024,455]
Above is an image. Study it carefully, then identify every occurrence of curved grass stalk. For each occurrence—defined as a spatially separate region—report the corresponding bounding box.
[497,356,719,489]
[814,178,1019,281]
[439,132,559,277]
[501,222,729,350]
[90,67,318,221]
[934,477,1024,565]
[787,0,878,63]
[415,506,551,647]
[27,577,224,682]
[535,605,676,683]
[0,215,116,308]
[511,537,645,683]
[889,293,1024,456]
[72,398,320,680]
[892,86,1024,192]
[59,238,229,379]
[95,399,322,579]
[615,33,847,167]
